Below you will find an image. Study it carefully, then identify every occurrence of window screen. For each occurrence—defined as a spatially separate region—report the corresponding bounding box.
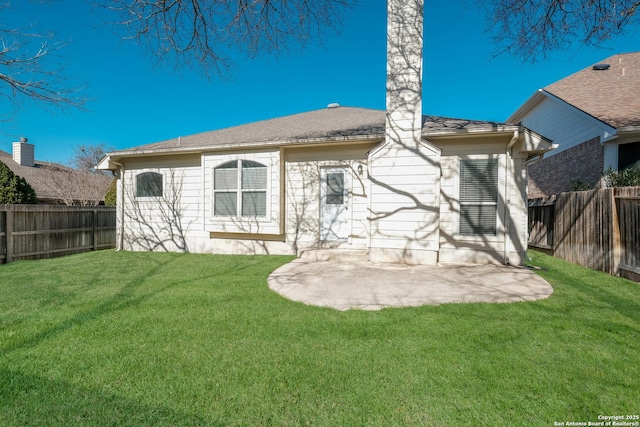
[242,192,267,216]
[214,162,238,190]
[136,172,163,197]
[459,159,498,236]
[214,192,237,216]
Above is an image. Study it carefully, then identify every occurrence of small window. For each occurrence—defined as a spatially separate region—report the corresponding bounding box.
[325,172,345,205]
[459,159,498,236]
[213,160,267,217]
[136,172,163,197]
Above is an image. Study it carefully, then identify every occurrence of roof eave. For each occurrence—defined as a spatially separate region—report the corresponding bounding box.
[97,134,386,169]
[507,89,547,124]
[98,125,534,171]
[423,124,523,138]
[609,126,640,144]
[521,127,554,154]
[617,125,640,135]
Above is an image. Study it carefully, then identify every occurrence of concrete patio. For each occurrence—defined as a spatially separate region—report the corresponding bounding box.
[268,250,554,311]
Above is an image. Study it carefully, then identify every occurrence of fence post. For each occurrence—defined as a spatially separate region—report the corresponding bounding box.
[611,189,621,276]
[0,208,5,264]
[5,207,13,263]
[93,209,98,251]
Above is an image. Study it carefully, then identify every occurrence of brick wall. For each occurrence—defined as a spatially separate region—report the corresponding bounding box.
[528,136,603,198]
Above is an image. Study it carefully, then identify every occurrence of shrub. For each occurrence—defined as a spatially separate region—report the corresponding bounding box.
[104,178,117,206]
[602,166,640,188]
[0,161,37,204]
[568,179,592,191]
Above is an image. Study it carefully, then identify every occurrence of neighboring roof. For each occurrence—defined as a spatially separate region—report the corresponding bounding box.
[520,52,640,130]
[107,106,512,158]
[0,150,112,203]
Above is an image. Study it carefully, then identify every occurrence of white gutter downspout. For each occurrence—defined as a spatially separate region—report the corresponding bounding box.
[111,160,126,251]
[504,130,519,265]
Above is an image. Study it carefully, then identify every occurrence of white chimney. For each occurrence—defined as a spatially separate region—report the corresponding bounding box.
[368,0,441,265]
[12,137,35,167]
[385,0,424,148]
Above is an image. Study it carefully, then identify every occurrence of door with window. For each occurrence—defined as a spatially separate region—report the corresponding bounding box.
[320,168,350,241]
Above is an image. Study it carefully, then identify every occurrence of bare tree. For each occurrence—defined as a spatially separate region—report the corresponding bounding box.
[69,143,113,174]
[98,0,356,78]
[0,5,86,110]
[486,0,640,61]
[36,164,113,206]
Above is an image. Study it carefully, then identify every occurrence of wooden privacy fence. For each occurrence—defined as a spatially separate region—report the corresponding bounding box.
[528,187,640,281]
[0,205,116,264]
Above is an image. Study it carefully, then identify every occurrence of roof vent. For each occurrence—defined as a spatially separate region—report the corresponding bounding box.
[592,63,610,71]
[327,103,340,109]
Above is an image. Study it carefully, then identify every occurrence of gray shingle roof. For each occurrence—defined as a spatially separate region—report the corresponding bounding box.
[545,52,640,129]
[0,150,112,203]
[121,106,507,154]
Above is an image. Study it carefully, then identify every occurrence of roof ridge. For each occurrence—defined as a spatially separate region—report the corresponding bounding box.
[146,106,385,148]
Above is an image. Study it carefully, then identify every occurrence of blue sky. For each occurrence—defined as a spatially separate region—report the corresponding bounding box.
[1,1,637,164]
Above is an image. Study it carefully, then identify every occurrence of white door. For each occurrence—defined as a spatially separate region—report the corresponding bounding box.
[320,168,350,241]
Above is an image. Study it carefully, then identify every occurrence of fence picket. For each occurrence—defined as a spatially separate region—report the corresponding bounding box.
[0,205,116,264]
[528,187,640,279]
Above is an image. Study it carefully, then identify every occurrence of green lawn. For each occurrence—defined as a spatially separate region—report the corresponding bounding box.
[0,250,638,426]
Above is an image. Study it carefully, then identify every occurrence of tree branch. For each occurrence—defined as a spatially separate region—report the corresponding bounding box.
[97,0,356,79]
[0,21,86,110]
[486,0,640,62]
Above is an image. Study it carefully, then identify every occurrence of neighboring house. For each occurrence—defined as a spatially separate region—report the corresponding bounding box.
[509,52,640,198]
[1,139,112,205]
[98,0,552,265]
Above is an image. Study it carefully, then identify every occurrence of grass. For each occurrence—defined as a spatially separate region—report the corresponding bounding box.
[0,250,638,426]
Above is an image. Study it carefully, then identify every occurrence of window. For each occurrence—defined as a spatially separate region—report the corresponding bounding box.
[214,160,267,217]
[136,172,163,197]
[325,172,345,205]
[459,159,498,236]
[618,141,640,170]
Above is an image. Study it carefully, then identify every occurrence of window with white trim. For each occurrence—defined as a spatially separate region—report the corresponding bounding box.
[136,172,163,198]
[459,159,498,236]
[213,160,267,217]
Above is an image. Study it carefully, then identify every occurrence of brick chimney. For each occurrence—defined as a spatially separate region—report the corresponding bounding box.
[12,137,35,167]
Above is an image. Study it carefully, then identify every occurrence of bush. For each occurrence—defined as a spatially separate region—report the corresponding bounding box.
[0,161,37,204]
[569,179,592,191]
[104,178,117,206]
[602,166,640,188]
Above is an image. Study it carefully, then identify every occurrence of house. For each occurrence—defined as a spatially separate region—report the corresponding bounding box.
[97,0,552,265]
[1,138,112,205]
[509,52,640,198]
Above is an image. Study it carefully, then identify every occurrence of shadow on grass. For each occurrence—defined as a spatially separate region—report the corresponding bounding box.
[1,255,178,355]
[535,266,640,326]
[0,366,219,426]
[1,253,264,356]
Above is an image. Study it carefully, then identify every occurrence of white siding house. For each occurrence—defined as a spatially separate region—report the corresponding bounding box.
[99,0,553,265]
[100,108,551,265]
